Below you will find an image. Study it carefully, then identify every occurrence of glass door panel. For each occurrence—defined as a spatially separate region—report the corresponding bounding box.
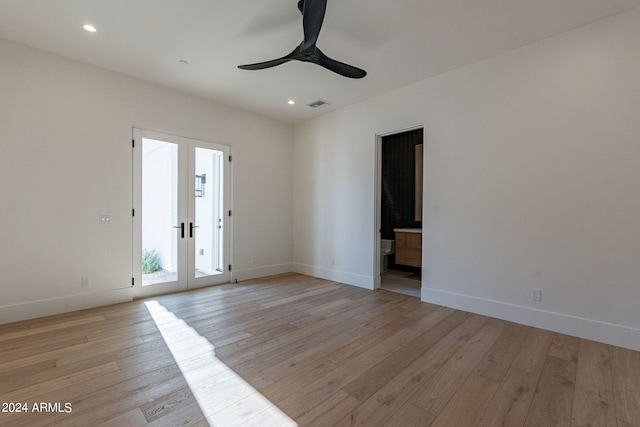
[141,138,180,286]
[192,147,225,280]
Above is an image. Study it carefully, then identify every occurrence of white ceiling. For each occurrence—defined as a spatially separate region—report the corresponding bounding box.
[1,0,639,124]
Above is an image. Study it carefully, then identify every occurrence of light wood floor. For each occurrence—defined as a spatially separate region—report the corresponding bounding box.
[1,273,639,426]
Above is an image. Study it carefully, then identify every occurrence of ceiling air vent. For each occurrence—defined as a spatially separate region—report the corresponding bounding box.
[307,99,331,108]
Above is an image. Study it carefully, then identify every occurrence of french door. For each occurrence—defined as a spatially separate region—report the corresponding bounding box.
[133,129,230,297]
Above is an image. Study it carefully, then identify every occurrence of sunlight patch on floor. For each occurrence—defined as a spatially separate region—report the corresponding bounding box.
[144,300,297,426]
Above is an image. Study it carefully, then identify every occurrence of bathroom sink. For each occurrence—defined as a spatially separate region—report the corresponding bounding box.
[393,228,422,233]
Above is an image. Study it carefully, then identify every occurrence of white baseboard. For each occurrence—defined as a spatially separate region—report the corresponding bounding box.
[292,263,374,290]
[231,263,294,282]
[422,287,640,352]
[0,288,134,325]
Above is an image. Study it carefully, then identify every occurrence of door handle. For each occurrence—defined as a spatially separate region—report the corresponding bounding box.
[173,223,185,238]
[189,222,200,238]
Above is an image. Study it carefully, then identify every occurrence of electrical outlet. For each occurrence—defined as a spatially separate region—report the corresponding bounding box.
[252,256,256,264]
[330,257,335,266]
[81,277,90,288]
[531,288,541,301]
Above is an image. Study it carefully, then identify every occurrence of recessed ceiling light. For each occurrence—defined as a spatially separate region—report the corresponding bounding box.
[288,100,295,105]
[82,24,97,33]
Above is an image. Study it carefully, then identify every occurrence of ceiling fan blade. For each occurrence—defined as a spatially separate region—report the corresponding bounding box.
[239,1,366,79]
[301,0,327,50]
[317,48,367,79]
[238,46,299,70]
[238,58,291,71]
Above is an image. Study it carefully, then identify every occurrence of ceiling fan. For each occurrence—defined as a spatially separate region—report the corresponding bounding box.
[238,0,367,79]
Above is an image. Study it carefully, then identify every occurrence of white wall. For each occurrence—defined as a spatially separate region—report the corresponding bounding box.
[293,9,640,351]
[0,39,293,323]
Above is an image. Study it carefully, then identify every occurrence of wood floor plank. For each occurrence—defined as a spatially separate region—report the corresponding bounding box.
[0,361,120,402]
[401,301,440,320]
[353,293,423,323]
[477,367,542,427]
[477,325,554,427]
[0,335,88,365]
[342,309,469,402]
[258,282,342,308]
[571,340,616,427]
[2,358,183,427]
[323,316,414,366]
[297,390,361,427]
[276,328,422,419]
[260,358,339,405]
[382,402,435,427]
[610,345,640,427]
[215,299,381,364]
[1,354,120,396]
[209,392,297,427]
[524,356,576,427]
[0,329,88,357]
[474,322,530,383]
[94,407,148,427]
[404,305,457,333]
[340,314,490,426]
[0,341,89,372]
[476,328,555,427]
[548,332,580,364]
[0,316,105,342]
[140,385,194,422]
[30,364,188,427]
[0,273,638,427]
[0,359,57,389]
[232,317,362,378]
[253,315,412,391]
[145,402,208,427]
[408,317,507,416]
[510,327,556,373]
[430,373,499,427]
[54,335,150,367]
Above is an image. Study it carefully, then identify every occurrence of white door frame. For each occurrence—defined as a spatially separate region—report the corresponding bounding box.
[373,125,424,291]
[132,128,231,297]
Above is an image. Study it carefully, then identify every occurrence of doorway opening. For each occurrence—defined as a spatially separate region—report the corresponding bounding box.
[133,129,231,297]
[375,127,423,298]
